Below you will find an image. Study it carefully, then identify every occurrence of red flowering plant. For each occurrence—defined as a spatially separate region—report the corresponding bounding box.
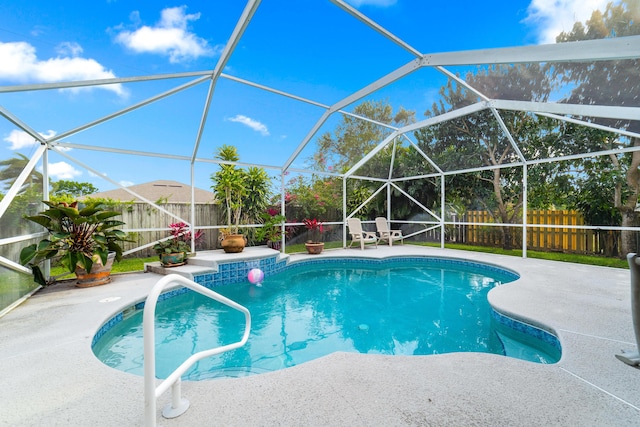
[153,222,204,256]
[303,218,324,244]
[172,222,205,249]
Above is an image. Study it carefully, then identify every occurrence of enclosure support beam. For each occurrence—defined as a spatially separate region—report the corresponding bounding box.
[0,144,46,221]
[441,175,445,249]
[343,178,348,248]
[42,149,50,278]
[190,165,196,254]
[329,0,422,58]
[51,76,210,144]
[51,148,188,224]
[281,173,286,252]
[492,100,640,122]
[386,183,391,224]
[389,182,441,222]
[345,132,398,178]
[191,0,262,162]
[422,35,640,66]
[522,164,528,258]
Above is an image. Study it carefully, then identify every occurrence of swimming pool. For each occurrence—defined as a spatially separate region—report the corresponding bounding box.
[93,257,561,380]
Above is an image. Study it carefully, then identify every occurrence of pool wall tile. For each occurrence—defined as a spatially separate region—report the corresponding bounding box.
[92,312,123,347]
[491,309,562,352]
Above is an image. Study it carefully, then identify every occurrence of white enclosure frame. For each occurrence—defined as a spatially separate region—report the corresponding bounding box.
[1,0,640,277]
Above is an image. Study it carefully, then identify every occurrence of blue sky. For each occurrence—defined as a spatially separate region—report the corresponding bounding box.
[0,0,616,193]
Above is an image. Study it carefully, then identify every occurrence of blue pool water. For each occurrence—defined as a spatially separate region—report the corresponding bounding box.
[93,258,561,380]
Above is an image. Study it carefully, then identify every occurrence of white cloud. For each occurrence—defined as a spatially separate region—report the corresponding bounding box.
[114,6,217,63]
[0,41,127,96]
[56,41,83,57]
[119,180,135,187]
[525,0,613,44]
[41,161,81,180]
[345,0,397,7]
[227,115,270,136]
[3,129,56,150]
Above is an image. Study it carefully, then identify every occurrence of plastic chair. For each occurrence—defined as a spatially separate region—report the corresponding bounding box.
[375,217,404,246]
[347,218,378,250]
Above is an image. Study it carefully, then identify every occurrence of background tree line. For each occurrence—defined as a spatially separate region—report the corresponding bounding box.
[303,0,639,256]
[1,1,638,257]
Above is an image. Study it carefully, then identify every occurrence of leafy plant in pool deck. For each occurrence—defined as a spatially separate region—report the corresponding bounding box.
[210,145,247,235]
[255,209,287,244]
[153,222,203,256]
[20,201,130,286]
[210,144,272,238]
[303,218,323,243]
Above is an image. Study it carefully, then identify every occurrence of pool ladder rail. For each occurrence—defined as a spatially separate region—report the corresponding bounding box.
[143,274,251,427]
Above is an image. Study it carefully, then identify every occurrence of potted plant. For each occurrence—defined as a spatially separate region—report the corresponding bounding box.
[211,145,247,253]
[19,200,130,287]
[153,222,200,267]
[303,218,324,254]
[255,209,287,251]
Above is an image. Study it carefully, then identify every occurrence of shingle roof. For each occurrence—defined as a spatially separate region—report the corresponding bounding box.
[84,180,214,204]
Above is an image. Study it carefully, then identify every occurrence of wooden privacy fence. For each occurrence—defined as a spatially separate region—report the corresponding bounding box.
[464,210,620,255]
[429,210,622,256]
[116,203,220,257]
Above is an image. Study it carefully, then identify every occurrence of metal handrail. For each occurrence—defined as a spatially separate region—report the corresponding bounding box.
[143,274,251,427]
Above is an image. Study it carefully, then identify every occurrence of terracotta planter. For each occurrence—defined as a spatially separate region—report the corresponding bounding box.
[160,252,187,267]
[221,234,246,253]
[75,252,115,288]
[305,242,324,254]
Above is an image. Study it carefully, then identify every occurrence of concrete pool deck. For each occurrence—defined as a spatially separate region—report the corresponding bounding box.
[1,245,639,426]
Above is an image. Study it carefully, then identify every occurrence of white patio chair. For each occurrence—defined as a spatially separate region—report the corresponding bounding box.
[375,217,404,246]
[347,218,378,250]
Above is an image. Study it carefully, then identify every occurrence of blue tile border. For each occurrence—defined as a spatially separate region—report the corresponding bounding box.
[491,309,562,352]
[91,311,123,347]
[92,254,520,349]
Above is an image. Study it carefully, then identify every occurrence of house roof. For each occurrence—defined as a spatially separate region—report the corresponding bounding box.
[85,180,214,204]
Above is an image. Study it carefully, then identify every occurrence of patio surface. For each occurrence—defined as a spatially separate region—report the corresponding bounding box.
[1,245,639,426]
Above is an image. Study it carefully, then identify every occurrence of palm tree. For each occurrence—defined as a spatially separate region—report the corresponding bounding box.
[0,153,43,193]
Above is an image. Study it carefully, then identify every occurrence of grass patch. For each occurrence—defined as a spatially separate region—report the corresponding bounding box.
[47,242,628,278]
[49,256,159,279]
[415,242,628,269]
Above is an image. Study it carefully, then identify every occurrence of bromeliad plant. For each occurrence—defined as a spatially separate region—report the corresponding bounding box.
[303,218,324,243]
[20,201,130,286]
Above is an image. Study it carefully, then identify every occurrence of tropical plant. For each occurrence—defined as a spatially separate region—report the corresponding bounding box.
[211,145,246,235]
[303,218,324,243]
[285,175,341,221]
[551,0,640,255]
[242,167,271,224]
[211,145,273,239]
[0,153,43,193]
[19,200,130,286]
[255,209,287,243]
[153,222,201,256]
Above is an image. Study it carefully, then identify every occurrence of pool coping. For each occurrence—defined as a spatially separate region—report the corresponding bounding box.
[1,245,639,426]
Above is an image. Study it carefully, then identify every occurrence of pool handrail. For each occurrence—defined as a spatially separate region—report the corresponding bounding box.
[143,273,251,427]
